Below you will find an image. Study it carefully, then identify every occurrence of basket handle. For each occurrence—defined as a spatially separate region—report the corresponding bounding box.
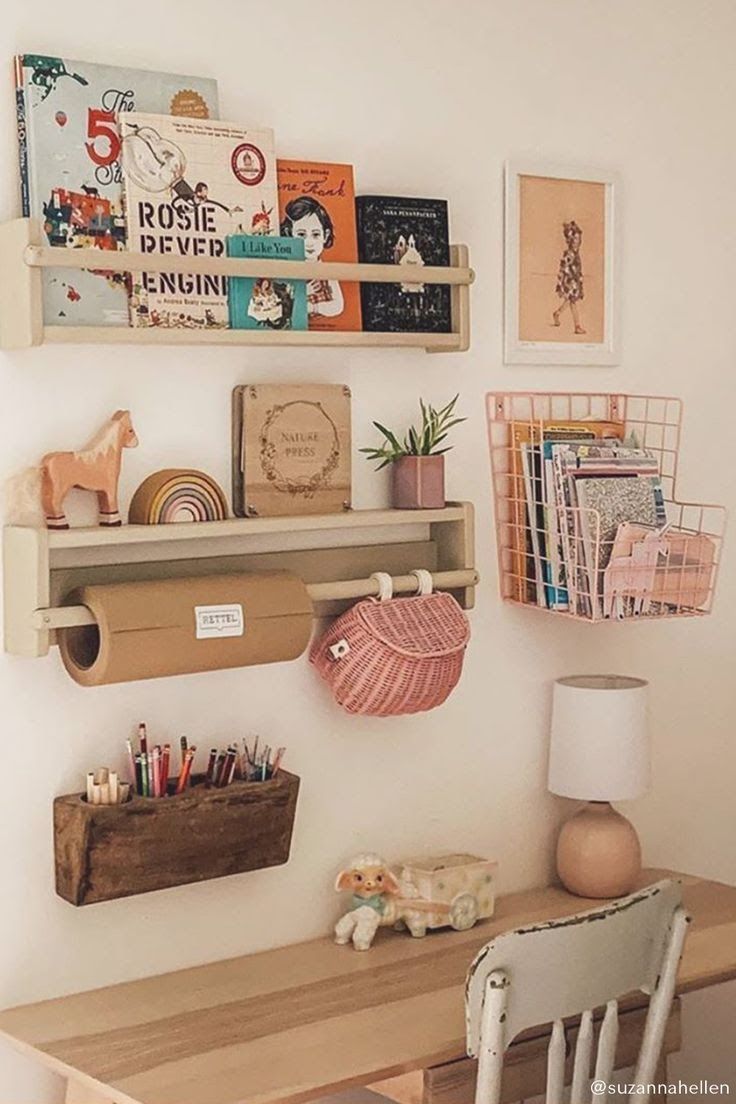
[410,568,434,595]
[369,572,394,601]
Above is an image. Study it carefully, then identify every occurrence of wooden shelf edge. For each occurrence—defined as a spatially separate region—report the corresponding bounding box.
[26,505,469,550]
[42,326,462,350]
[0,221,472,352]
[25,237,474,287]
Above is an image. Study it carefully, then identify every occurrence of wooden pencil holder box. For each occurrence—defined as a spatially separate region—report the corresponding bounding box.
[53,771,300,906]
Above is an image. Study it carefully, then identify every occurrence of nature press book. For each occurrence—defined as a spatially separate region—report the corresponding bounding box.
[277,160,362,332]
[355,196,451,332]
[120,114,277,329]
[227,235,308,331]
[14,54,219,326]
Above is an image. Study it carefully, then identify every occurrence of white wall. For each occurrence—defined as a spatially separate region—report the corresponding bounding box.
[0,2,734,1101]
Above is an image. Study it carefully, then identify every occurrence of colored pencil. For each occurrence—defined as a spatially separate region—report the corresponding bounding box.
[221,747,236,787]
[126,738,136,785]
[152,747,161,799]
[160,744,170,795]
[215,751,229,788]
[272,747,286,777]
[175,747,195,794]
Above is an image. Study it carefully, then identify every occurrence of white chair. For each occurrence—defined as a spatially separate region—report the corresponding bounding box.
[465,879,689,1104]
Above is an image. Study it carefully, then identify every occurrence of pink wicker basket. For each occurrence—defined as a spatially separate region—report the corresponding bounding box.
[309,572,470,716]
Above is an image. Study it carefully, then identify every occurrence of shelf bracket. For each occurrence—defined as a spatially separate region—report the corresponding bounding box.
[0,219,42,349]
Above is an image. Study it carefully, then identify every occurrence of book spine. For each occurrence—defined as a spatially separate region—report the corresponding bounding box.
[14,57,30,218]
[354,199,377,329]
[117,171,137,327]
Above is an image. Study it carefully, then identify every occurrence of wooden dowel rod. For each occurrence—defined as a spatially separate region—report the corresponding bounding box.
[308,569,479,601]
[24,245,475,287]
[31,569,480,632]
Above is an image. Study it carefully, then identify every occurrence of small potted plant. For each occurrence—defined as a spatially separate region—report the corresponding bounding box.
[360,395,465,509]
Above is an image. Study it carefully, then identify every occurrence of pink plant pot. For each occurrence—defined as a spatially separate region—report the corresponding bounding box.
[391,455,446,510]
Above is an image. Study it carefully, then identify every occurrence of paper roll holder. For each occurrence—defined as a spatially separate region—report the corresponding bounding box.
[3,504,478,659]
[38,567,480,636]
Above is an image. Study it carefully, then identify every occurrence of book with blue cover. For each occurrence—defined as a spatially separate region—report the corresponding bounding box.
[14,54,219,326]
[227,235,308,330]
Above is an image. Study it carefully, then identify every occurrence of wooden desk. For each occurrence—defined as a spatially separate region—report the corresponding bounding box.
[0,870,734,1104]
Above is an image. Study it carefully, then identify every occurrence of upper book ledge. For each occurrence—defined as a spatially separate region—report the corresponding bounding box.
[0,219,473,352]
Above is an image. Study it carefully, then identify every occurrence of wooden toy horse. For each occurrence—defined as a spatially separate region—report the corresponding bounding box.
[40,410,139,530]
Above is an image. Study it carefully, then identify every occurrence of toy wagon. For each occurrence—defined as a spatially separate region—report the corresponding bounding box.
[391,852,498,935]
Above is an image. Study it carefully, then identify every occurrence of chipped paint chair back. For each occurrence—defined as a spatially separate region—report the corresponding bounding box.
[465,880,689,1104]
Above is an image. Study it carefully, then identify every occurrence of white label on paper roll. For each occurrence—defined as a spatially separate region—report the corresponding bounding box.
[194,604,244,639]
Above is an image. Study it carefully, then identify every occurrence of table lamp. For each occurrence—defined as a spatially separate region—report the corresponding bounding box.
[548,675,650,899]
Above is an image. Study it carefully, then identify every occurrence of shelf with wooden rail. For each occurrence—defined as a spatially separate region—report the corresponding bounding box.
[3,503,477,658]
[0,218,473,352]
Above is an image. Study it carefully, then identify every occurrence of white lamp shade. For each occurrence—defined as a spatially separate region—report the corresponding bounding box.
[548,675,650,801]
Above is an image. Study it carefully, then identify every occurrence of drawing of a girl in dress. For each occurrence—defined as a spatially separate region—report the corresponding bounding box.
[280,196,344,319]
[552,220,586,334]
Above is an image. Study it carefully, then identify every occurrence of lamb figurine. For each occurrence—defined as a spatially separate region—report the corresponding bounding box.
[334,852,425,951]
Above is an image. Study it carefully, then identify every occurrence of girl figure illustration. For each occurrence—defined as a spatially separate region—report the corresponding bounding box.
[247,278,282,325]
[552,220,586,334]
[281,196,344,318]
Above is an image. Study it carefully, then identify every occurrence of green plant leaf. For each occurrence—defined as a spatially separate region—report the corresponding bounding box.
[373,421,403,448]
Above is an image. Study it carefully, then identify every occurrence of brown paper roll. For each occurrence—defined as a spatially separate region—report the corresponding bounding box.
[59,571,313,686]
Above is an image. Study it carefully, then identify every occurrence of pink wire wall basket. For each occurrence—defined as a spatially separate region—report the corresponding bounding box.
[487,392,726,623]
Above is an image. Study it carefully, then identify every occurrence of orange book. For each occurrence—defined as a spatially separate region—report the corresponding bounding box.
[277,160,362,332]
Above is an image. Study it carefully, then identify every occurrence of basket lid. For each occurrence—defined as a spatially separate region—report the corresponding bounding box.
[356,592,470,657]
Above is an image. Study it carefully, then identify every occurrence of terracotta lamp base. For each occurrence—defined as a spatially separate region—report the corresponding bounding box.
[556,801,642,899]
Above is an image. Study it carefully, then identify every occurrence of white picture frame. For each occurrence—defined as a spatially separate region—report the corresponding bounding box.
[504,160,621,366]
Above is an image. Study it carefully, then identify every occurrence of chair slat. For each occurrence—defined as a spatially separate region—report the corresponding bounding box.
[592,1000,619,1103]
[570,1009,593,1103]
[473,972,508,1104]
[631,907,690,1096]
[545,1019,565,1104]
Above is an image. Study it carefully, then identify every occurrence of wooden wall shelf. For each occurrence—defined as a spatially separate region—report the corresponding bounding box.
[3,503,477,658]
[0,219,473,352]
[54,770,300,905]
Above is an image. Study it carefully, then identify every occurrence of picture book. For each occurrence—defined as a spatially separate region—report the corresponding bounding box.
[355,195,451,332]
[231,384,352,517]
[14,54,218,326]
[509,419,623,604]
[576,475,661,615]
[120,114,277,328]
[277,160,362,332]
[227,235,307,331]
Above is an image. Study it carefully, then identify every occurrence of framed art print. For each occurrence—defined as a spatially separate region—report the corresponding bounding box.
[504,161,621,365]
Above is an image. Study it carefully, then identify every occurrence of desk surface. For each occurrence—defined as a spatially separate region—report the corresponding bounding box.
[1,870,734,1104]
